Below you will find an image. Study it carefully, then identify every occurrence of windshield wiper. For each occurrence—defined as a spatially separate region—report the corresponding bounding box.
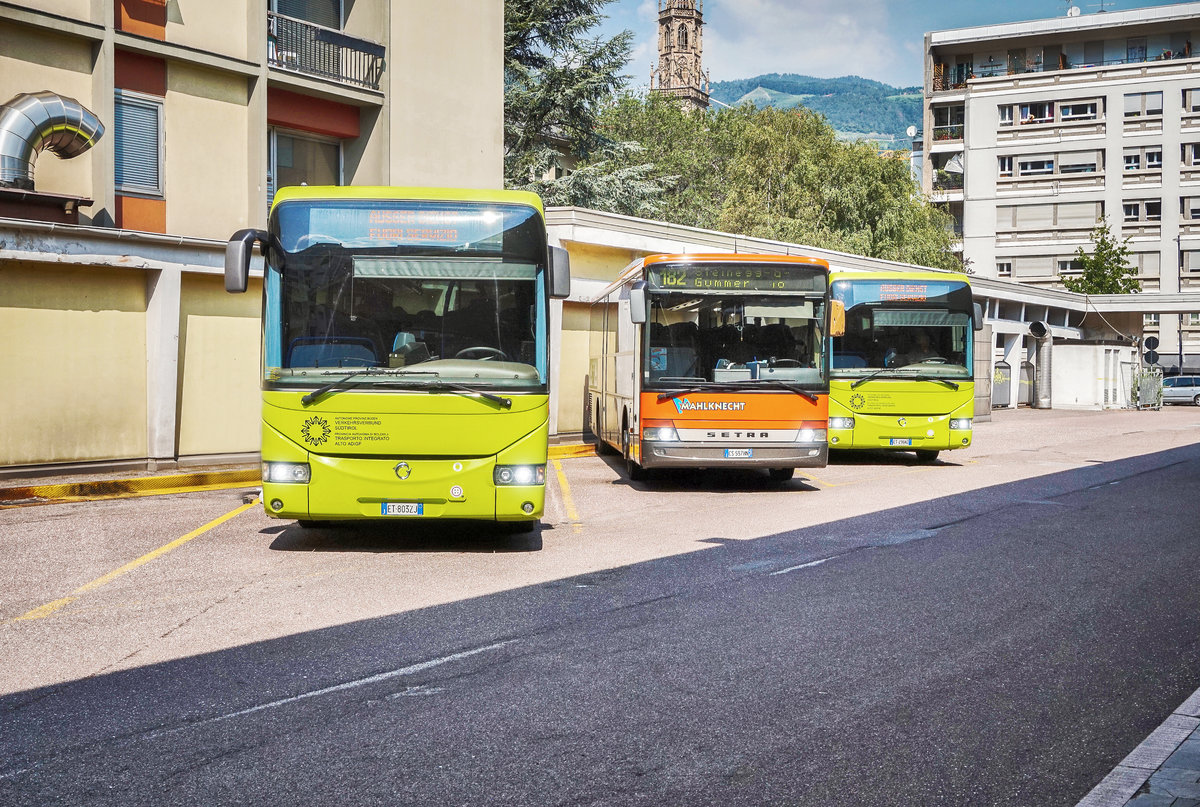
[656,383,741,403]
[731,379,819,403]
[904,374,960,390]
[424,382,512,409]
[301,368,396,405]
[850,368,900,389]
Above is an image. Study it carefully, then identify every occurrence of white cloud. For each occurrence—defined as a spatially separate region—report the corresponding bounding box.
[702,0,902,83]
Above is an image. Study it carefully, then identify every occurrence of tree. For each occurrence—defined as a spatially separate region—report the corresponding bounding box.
[588,95,961,269]
[503,0,632,188]
[1061,218,1140,294]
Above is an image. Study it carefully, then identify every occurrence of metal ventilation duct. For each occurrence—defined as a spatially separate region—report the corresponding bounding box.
[0,91,104,191]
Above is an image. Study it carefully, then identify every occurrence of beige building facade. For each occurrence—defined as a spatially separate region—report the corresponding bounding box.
[0,0,503,476]
[921,2,1200,374]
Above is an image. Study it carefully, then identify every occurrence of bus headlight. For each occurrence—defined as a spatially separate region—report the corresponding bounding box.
[797,429,827,443]
[644,426,680,442]
[949,418,973,430]
[494,465,546,486]
[262,462,311,483]
[829,417,855,430]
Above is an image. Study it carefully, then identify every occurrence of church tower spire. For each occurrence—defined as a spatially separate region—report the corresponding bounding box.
[651,0,710,111]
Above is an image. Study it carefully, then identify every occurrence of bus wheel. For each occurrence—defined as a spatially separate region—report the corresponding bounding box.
[914,450,940,463]
[767,468,795,482]
[296,520,324,529]
[621,425,646,482]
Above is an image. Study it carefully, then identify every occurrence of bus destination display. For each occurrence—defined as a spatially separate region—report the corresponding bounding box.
[648,263,821,292]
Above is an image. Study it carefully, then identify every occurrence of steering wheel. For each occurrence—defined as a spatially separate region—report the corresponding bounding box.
[455,346,509,361]
[919,357,948,364]
[769,358,801,367]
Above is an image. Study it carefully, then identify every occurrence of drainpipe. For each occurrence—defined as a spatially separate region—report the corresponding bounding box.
[1029,321,1052,409]
[0,91,104,190]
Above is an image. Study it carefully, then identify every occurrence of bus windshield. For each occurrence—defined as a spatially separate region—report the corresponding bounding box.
[264,200,548,389]
[643,262,827,388]
[830,279,972,379]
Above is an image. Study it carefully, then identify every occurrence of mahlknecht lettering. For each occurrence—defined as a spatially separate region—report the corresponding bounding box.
[672,398,748,413]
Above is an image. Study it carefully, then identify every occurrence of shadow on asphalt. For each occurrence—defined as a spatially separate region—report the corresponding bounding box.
[265,519,545,554]
[4,444,1200,806]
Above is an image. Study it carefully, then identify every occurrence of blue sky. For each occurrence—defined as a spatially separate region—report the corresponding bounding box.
[595,0,1191,89]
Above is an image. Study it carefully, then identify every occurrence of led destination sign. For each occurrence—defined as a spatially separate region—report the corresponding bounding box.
[648,263,823,293]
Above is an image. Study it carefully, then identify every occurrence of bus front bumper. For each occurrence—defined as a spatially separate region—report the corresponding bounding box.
[640,440,828,469]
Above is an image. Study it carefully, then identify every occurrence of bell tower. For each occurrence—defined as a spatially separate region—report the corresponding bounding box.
[651,0,710,111]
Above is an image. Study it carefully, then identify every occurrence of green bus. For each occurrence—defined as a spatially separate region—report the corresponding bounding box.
[225,186,570,530]
[827,271,982,462]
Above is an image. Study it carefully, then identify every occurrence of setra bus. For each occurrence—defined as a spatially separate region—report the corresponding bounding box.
[826,270,982,462]
[588,254,839,481]
[224,186,570,529]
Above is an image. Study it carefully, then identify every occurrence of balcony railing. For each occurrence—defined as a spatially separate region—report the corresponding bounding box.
[932,124,964,141]
[268,11,385,91]
[933,170,964,191]
[933,50,1196,90]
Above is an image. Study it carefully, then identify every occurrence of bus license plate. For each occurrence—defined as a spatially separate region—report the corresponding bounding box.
[889,438,912,447]
[381,502,424,516]
[725,448,753,459]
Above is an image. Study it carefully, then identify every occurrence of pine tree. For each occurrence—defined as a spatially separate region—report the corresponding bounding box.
[503,0,632,188]
[1061,219,1140,294]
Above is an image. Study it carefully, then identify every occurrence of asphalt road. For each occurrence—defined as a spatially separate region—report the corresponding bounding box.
[2,407,1199,805]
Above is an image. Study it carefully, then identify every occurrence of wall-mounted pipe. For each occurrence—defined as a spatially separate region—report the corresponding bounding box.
[1028,321,1052,409]
[0,92,104,191]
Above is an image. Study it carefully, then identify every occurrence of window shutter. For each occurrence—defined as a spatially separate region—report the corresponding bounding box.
[114,94,161,194]
[1057,201,1100,227]
[1015,204,1054,228]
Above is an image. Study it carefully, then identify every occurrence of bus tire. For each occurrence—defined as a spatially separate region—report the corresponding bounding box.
[767,468,795,482]
[296,519,324,529]
[914,450,940,463]
[621,421,646,482]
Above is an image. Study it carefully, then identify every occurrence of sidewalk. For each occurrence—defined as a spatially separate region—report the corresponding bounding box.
[1077,690,1200,807]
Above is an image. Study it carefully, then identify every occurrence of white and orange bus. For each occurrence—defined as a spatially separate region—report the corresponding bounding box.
[587,254,838,481]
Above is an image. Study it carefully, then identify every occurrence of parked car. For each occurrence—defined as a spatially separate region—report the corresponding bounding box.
[1162,375,1200,405]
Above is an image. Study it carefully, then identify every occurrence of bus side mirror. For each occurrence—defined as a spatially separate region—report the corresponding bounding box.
[973,302,984,332]
[548,245,571,299]
[630,281,647,325]
[225,229,267,293]
[829,299,845,338]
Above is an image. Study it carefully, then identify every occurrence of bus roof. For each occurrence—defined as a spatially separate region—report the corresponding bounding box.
[270,186,545,216]
[599,253,831,300]
[828,268,972,286]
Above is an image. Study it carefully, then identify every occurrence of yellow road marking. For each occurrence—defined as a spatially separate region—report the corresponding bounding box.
[551,460,583,534]
[9,498,259,624]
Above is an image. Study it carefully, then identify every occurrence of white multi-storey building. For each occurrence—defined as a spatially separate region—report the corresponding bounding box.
[922,2,1200,372]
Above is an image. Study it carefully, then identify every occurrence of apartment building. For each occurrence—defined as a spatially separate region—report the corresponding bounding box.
[0,0,503,473]
[921,2,1200,372]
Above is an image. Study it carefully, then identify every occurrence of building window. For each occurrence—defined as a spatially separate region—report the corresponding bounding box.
[1185,144,1200,166]
[1125,146,1162,172]
[1127,37,1147,63]
[1059,151,1099,174]
[1019,101,1053,124]
[1125,153,1141,172]
[1060,101,1098,120]
[996,262,1012,277]
[1183,198,1200,220]
[272,0,341,28]
[1144,313,1160,328]
[268,128,341,207]
[1124,91,1163,118]
[998,156,1013,177]
[1185,89,1200,113]
[114,90,163,196]
[999,105,1013,127]
[1189,313,1200,327]
[1018,157,1054,176]
[1058,259,1083,274]
[1124,200,1161,222]
[1182,251,1200,273]
[1147,150,1163,169]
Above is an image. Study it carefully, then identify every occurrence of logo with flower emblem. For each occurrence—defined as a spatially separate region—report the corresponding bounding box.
[301,416,331,446]
[849,393,866,411]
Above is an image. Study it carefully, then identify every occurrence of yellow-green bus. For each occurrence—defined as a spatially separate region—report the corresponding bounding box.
[827,271,982,462]
[225,187,570,530]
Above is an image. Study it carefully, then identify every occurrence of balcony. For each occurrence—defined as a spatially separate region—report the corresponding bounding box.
[268,11,385,91]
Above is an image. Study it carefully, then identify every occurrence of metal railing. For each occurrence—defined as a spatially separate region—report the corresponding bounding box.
[932,124,964,141]
[268,12,385,91]
[934,51,1195,90]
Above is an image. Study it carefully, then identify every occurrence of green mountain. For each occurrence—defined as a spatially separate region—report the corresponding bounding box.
[709,74,923,149]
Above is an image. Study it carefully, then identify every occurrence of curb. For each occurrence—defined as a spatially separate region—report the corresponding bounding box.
[0,468,261,507]
[0,446,595,507]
